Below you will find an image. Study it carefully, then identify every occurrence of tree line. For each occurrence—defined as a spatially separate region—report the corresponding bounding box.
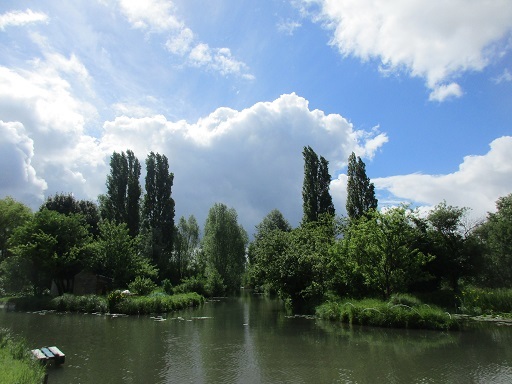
[0,147,511,310]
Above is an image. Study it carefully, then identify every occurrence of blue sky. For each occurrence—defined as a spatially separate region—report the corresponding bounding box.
[1,0,511,233]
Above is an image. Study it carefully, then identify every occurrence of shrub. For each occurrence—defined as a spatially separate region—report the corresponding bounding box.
[128,277,157,296]
[161,279,173,295]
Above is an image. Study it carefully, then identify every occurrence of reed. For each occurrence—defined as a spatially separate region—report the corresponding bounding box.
[459,287,512,315]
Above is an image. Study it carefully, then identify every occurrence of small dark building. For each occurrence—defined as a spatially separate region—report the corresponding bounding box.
[73,270,112,295]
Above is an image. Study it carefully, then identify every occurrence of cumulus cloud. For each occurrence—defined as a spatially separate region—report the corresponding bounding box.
[117,0,253,78]
[301,0,512,100]
[0,121,46,202]
[373,136,512,221]
[100,93,385,229]
[0,9,48,30]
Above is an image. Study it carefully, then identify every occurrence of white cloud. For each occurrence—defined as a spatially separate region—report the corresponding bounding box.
[429,82,463,102]
[117,0,252,78]
[0,9,48,30]
[493,68,512,84]
[277,19,302,35]
[117,0,181,32]
[301,0,512,100]
[373,136,512,221]
[100,93,385,230]
[0,121,47,202]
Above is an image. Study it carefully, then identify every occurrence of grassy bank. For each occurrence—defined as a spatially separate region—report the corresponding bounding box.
[316,295,459,331]
[0,328,46,384]
[458,287,512,315]
[6,292,205,315]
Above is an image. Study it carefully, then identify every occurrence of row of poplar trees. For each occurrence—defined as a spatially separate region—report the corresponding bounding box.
[99,150,175,279]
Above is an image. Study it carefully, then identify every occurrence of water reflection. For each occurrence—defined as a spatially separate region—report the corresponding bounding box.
[1,294,512,383]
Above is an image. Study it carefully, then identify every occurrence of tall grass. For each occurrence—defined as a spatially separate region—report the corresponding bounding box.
[0,328,46,384]
[113,292,205,315]
[50,294,108,313]
[316,295,459,331]
[459,287,512,315]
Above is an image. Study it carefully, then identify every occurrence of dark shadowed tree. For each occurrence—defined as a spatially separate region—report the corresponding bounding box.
[346,152,378,220]
[302,146,335,224]
[42,193,100,237]
[100,150,141,237]
[142,152,175,280]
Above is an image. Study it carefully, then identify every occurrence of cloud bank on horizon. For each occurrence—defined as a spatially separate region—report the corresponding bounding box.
[1,0,511,232]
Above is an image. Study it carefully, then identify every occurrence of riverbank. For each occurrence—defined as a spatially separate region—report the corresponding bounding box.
[0,328,46,384]
[4,292,205,315]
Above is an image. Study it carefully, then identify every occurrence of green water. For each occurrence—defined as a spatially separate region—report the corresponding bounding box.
[1,293,511,383]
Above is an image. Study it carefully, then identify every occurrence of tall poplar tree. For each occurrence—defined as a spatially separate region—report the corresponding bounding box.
[302,146,335,224]
[100,150,141,237]
[142,152,175,279]
[346,152,378,220]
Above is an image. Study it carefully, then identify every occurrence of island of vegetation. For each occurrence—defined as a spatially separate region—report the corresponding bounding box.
[1,148,512,337]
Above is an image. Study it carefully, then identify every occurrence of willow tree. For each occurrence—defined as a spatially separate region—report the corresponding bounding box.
[302,146,335,225]
[346,152,377,220]
[202,203,248,293]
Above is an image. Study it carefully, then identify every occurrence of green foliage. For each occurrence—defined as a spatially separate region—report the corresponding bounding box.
[161,278,173,294]
[113,292,204,315]
[475,193,512,288]
[8,209,93,296]
[346,152,378,220]
[302,146,334,224]
[316,297,459,330]
[42,193,100,237]
[458,287,512,315]
[142,152,175,279]
[202,203,248,293]
[100,150,142,238]
[128,276,157,295]
[339,206,432,299]
[0,197,32,261]
[91,220,157,288]
[250,215,336,311]
[50,294,107,312]
[173,215,200,283]
[0,328,46,384]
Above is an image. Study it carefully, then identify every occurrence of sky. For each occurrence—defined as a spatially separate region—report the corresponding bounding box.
[1,0,511,235]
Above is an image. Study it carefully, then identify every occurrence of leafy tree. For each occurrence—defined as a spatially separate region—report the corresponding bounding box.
[246,209,292,288]
[343,206,430,299]
[173,215,200,283]
[346,152,378,220]
[8,209,93,295]
[42,193,100,237]
[91,220,157,289]
[142,152,175,279]
[100,150,141,237]
[202,203,248,293]
[475,194,512,287]
[0,197,32,261]
[302,146,335,224]
[250,215,336,311]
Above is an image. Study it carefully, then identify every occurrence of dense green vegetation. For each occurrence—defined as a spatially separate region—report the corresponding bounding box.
[1,146,512,329]
[0,328,46,384]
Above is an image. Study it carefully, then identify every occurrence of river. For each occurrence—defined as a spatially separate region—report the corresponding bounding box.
[1,292,512,383]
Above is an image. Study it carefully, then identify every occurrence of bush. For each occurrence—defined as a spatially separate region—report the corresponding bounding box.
[161,279,173,295]
[128,277,157,296]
